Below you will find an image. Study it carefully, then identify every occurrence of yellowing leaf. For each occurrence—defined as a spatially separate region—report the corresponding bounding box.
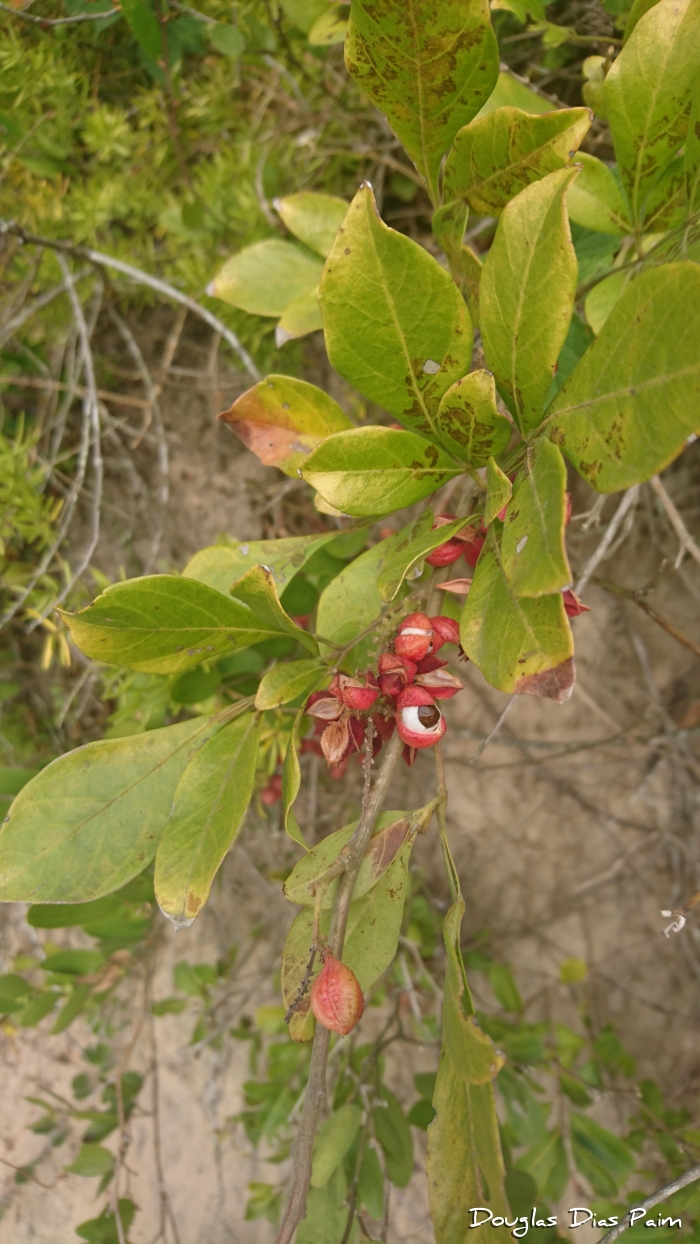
[154,712,261,927]
[320,184,472,442]
[460,537,574,699]
[301,426,462,517]
[480,168,579,434]
[218,374,352,478]
[436,370,512,467]
[345,0,498,203]
[500,439,571,596]
[549,262,700,492]
[444,106,591,215]
[208,239,323,316]
[605,0,700,225]
[0,717,216,903]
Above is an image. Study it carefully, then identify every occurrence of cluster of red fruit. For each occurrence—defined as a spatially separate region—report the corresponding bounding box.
[305,610,464,773]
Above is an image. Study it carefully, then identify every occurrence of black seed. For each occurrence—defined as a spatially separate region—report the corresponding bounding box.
[417,704,440,728]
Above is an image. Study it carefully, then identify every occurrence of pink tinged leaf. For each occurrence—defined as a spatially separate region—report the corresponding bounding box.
[514,656,576,703]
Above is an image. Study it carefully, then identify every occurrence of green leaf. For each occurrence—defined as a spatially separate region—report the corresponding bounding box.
[65,1144,115,1179]
[358,1145,384,1218]
[232,566,318,654]
[52,984,92,1035]
[62,569,315,674]
[18,991,58,1027]
[500,439,571,596]
[565,152,632,235]
[548,262,700,492]
[408,1099,437,1129]
[432,199,469,266]
[43,949,104,975]
[460,537,574,699]
[155,712,261,927]
[281,833,414,1013]
[76,1200,136,1244]
[686,95,700,215]
[377,512,469,602]
[373,1086,414,1187]
[0,767,38,797]
[296,1164,347,1244]
[28,895,120,929]
[584,269,629,336]
[284,809,433,908]
[308,8,348,43]
[207,23,246,56]
[255,660,325,710]
[280,0,328,32]
[518,1129,568,1201]
[345,0,498,203]
[605,0,700,225]
[442,900,505,1083]
[444,106,590,215]
[0,974,31,1004]
[643,154,687,232]
[0,716,214,903]
[436,370,512,468]
[281,709,308,850]
[480,168,579,433]
[477,70,555,118]
[315,528,409,670]
[183,531,343,597]
[484,457,512,527]
[426,1052,510,1243]
[209,240,323,317]
[120,0,161,60]
[302,426,462,517]
[217,375,353,479]
[275,288,323,344]
[486,962,523,1012]
[311,1103,363,1187]
[319,184,472,440]
[570,1112,634,1195]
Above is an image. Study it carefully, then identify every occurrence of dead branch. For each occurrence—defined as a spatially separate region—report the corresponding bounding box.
[0,219,260,380]
[598,1165,700,1244]
[575,486,640,595]
[649,474,700,570]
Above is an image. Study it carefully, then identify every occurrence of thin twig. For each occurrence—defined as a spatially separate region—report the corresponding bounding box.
[0,372,153,410]
[28,256,103,624]
[591,577,700,660]
[598,1165,700,1244]
[276,731,403,1244]
[574,487,640,595]
[467,696,516,765]
[0,268,91,351]
[0,220,260,380]
[0,1,119,23]
[649,474,700,569]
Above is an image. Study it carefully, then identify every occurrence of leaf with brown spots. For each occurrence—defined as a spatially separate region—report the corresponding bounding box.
[345,0,499,205]
[319,184,472,443]
[444,105,591,215]
[301,426,462,517]
[501,438,571,596]
[548,262,700,493]
[218,374,353,478]
[155,712,262,928]
[460,533,574,698]
[605,0,700,225]
[436,370,512,468]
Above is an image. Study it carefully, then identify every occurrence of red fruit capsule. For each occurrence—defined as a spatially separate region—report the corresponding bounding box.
[396,685,446,748]
[378,651,416,697]
[430,615,460,650]
[310,954,364,1035]
[460,524,486,569]
[335,673,379,711]
[562,589,590,617]
[394,612,433,660]
[425,539,464,567]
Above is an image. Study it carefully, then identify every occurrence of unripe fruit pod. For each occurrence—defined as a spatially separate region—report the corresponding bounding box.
[310,954,364,1035]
